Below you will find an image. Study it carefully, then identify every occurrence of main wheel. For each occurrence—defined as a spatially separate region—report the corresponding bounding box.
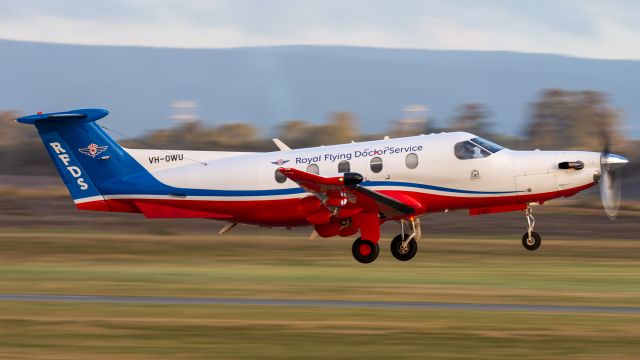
[390,234,418,261]
[521,231,542,251]
[352,238,379,264]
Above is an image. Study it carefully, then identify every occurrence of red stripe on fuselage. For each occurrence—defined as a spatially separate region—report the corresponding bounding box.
[76,199,110,211]
[75,182,595,226]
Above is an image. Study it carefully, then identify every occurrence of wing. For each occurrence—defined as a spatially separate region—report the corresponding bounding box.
[277,167,415,221]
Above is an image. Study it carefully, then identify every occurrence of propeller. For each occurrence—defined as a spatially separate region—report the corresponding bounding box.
[598,130,629,219]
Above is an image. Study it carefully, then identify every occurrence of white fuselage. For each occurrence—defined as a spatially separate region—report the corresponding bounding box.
[122,132,600,213]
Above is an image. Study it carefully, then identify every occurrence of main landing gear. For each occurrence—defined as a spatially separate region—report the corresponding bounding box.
[351,217,421,264]
[522,205,542,251]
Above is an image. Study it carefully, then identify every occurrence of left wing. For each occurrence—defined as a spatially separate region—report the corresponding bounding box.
[277,167,415,220]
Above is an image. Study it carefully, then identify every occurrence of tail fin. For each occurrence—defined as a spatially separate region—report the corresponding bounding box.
[16,109,143,209]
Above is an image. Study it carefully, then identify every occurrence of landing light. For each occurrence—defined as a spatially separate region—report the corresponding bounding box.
[593,170,602,184]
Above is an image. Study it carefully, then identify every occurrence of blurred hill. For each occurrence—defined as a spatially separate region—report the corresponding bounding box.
[1,39,639,137]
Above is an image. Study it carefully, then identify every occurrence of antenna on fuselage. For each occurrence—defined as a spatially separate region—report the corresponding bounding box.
[272,138,292,151]
[99,124,208,166]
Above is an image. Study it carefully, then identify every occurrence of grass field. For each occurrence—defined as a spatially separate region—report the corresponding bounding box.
[1,226,639,359]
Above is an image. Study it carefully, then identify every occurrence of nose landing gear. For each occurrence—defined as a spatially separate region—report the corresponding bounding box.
[390,218,420,261]
[522,206,542,251]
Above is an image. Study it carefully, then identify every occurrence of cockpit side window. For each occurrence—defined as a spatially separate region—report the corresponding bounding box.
[454,141,491,160]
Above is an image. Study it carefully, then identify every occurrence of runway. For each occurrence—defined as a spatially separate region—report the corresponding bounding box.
[1,294,639,314]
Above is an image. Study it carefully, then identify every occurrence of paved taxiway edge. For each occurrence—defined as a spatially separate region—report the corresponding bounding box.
[1,294,639,314]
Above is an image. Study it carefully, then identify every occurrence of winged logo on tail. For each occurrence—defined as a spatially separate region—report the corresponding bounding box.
[79,143,108,158]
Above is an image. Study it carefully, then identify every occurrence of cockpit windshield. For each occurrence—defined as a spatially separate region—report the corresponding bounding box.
[454,137,506,160]
[470,137,505,153]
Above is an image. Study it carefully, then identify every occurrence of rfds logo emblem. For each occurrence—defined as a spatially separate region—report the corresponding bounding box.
[470,169,481,180]
[271,159,290,166]
[79,143,108,158]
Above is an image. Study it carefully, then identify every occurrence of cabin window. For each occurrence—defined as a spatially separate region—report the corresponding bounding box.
[405,153,419,169]
[370,157,383,173]
[307,164,320,175]
[274,169,287,183]
[338,160,351,173]
[454,141,490,160]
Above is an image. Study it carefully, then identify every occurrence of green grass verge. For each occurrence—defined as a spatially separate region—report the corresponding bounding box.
[1,228,639,358]
[0,302,639,360]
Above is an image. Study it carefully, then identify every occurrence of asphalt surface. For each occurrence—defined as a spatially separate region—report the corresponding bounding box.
[1,294,639,314]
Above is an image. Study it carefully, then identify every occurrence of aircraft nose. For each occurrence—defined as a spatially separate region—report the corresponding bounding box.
[601,153,629,171]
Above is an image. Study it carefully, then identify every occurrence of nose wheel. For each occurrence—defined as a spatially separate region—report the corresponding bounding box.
[522,206,542,251]
[522,231,541,251]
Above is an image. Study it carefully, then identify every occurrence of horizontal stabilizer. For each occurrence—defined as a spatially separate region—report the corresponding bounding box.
[16,109,108,125]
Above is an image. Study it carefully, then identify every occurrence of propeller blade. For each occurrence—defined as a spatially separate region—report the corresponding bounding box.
[599,169,621,220]
[598,120,611,154]
[602,135,610,155]
[599,153,628,220]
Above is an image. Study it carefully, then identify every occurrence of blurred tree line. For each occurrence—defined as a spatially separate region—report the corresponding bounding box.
[127,111,359,152]
[442,89,626,152]
[1,88,636,176]
[0,111,54,175]
[526,89,621,151]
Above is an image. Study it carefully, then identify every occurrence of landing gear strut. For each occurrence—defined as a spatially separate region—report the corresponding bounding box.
[351,213,381,264]
[522,205,541,251]
[390,218,420,261]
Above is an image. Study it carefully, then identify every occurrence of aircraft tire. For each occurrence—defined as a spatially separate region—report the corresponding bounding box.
[390,234,418,261]
[521,231,542,251]
[352,238,379,264]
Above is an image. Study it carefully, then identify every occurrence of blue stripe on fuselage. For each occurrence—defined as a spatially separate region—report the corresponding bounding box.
[97,178,521,198]
[362,181,523,195]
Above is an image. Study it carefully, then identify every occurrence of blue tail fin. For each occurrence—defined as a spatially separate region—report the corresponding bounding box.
[16,109,142,202]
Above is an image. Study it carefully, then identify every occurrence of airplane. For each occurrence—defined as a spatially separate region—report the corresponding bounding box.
[16,108,629,263]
